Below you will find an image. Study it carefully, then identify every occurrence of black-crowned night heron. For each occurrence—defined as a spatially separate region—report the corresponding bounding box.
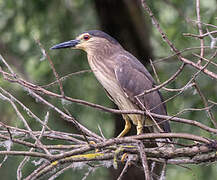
[51,30,171,137]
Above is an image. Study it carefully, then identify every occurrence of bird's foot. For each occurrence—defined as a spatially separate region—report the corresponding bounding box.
[89,141,99,152]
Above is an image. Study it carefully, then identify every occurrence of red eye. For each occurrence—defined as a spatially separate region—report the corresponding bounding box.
[83,35,90,40]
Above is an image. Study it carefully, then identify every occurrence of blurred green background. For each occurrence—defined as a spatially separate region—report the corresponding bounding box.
[0,0,217,179]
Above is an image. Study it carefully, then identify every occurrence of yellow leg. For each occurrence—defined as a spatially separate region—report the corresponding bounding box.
[117,115,131,138]
[136,119,143,135]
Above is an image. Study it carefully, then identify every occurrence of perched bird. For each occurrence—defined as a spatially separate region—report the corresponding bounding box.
[51,30,171,137]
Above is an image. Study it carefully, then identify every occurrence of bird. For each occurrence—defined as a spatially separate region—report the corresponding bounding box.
[51,30,171,138]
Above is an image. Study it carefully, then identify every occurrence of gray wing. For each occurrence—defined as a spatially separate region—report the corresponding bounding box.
[114,54,171,133]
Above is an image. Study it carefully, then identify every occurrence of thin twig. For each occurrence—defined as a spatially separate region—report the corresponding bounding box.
[196,0,204,65]
[138,141,151,180]
[193,81,217,128]
[117,155,134,180]
[41,69,91,88]
[36,40,65,96]
[141,1,217,80]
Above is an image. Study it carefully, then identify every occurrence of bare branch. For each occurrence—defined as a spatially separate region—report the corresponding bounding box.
[195,0,204,65]
[138,141,151,180]
[0,1,216,179]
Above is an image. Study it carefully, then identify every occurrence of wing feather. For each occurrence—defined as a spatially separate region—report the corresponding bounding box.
[114,55,171,132]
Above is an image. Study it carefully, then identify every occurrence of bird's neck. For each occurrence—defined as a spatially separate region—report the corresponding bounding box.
[86,43,122,59]
[87,48,118,79]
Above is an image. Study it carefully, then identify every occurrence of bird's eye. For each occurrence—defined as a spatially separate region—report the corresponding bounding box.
[83,35,90,40]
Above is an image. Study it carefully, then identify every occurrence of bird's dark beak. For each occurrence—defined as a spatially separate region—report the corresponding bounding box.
[50,39,80,50]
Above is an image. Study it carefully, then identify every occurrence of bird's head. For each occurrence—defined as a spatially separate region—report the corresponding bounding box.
[50,30,121,55]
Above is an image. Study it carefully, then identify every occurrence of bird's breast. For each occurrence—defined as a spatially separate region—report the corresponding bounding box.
[87,56,143,125]
[88,56,119,96]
